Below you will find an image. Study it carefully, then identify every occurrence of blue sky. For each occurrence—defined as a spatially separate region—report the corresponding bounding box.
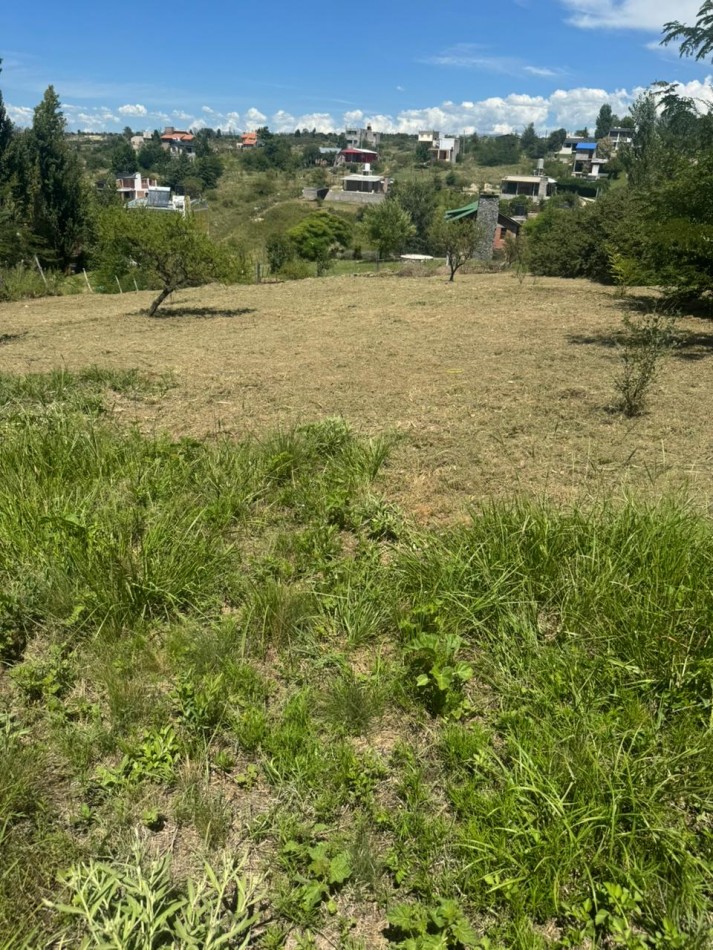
[2,0,712,134]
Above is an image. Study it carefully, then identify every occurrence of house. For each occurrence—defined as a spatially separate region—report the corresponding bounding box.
[160,127,196,158]
[116,172,159,201]
[323,169,389,205]
[126,186,188,214]
[336,147,379,165]
[557,135,585,159]
[345,125,381,149]
[418,130,461,164]
[130,131,152,152]
[500,174,556,200]
[240,130,258,148]
[572,142,607,179]
[608,126,633,152]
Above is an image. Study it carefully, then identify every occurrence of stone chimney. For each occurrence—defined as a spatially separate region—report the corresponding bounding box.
[474,189,499,261]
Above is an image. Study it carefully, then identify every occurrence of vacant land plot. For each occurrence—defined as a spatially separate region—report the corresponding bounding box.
[1,273,711,519]
[1,280,712,948]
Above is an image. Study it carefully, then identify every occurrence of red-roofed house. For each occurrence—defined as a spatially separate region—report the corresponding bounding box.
[336,147,379,165]
[240,131,258,148]
[160,127,196,158]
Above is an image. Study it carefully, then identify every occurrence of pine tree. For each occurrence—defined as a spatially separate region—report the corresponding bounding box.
[0,59,13,168]
[29,85,90,267]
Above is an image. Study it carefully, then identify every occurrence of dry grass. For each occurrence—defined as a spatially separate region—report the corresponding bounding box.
[1,272,711,520]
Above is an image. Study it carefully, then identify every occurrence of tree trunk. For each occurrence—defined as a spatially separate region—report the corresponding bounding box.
[147,285,173,317]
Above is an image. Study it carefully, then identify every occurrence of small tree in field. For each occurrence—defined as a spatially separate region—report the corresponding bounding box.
[364,200,415,260]
[429,216,482,281]
[98,209,238,316]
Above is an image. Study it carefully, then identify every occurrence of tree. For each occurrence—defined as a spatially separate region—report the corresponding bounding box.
[110,137,138,176]
[265,233,294,273]
[546,128,567,153]
[287,211,351,273]
[475,134,521,166]
[0,59,13,177]
[28,86,91,267]
[429,216,482,281]
[415,141,431,163]
[98,209,237,316]
[389,178,439,253]
[520,122,542,158]
[301,143,322,167]
[195,153,223,190]
[662,1,713,60]
[595,104,616,140]
[364,200,415,259]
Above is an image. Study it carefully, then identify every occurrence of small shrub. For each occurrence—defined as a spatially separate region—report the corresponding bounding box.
[278,258,312,280]
[614,312,676,417]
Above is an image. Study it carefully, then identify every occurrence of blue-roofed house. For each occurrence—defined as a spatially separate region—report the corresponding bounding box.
[572,142,608,180]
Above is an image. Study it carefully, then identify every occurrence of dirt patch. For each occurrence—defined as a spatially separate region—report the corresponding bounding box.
[1,274,711,520]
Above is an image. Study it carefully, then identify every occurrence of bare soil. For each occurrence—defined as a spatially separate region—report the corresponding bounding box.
[1,273,711,520]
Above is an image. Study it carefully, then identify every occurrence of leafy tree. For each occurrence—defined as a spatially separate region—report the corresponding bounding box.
[546,128,567,153]
[475,134,521,166]
[110,137,138,176]
[429,216,481,281]
[415,141,431,163]
[287,211,351,272]
[662,0,713,60]
[265,233,295,273]
[137,134,169,172]
[389,178,439,253]
[621,91,664,188]
[595,105,616,140]
[301,143,322,167]
[28,86,91,267]
[520,122,540,158]
[98,209,238,316]
[195,153,223,190]
[635,149,713,304]
[364,200,415,259]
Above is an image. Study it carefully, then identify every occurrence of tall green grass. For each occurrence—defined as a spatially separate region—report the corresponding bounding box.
[1,368,711,948]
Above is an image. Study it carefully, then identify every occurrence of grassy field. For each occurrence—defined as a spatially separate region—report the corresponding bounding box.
[1,273,711,519]
[1,275,712,948]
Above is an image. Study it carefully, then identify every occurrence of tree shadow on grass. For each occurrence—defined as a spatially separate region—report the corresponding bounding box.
[153,306,258,320]
[567,327,713,362]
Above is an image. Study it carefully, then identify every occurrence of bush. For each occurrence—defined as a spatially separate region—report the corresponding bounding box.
[278,258,312,280]
[0,264,79,302]
[614,312,676,416]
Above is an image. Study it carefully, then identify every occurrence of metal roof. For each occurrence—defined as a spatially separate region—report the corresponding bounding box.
[444,201,478,221]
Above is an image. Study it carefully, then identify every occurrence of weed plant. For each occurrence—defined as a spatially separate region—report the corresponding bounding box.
[614,311,676,416]
[1,368,712,948]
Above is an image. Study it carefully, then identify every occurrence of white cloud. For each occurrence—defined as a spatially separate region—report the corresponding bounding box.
[424,45,522,75]
[425,44,563,78]
[560,0,701,31]
[118,103,147,116]
[7,76,713,136]
[524,66,560,77]
[7,104,34,124]
[244,106,267,127]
